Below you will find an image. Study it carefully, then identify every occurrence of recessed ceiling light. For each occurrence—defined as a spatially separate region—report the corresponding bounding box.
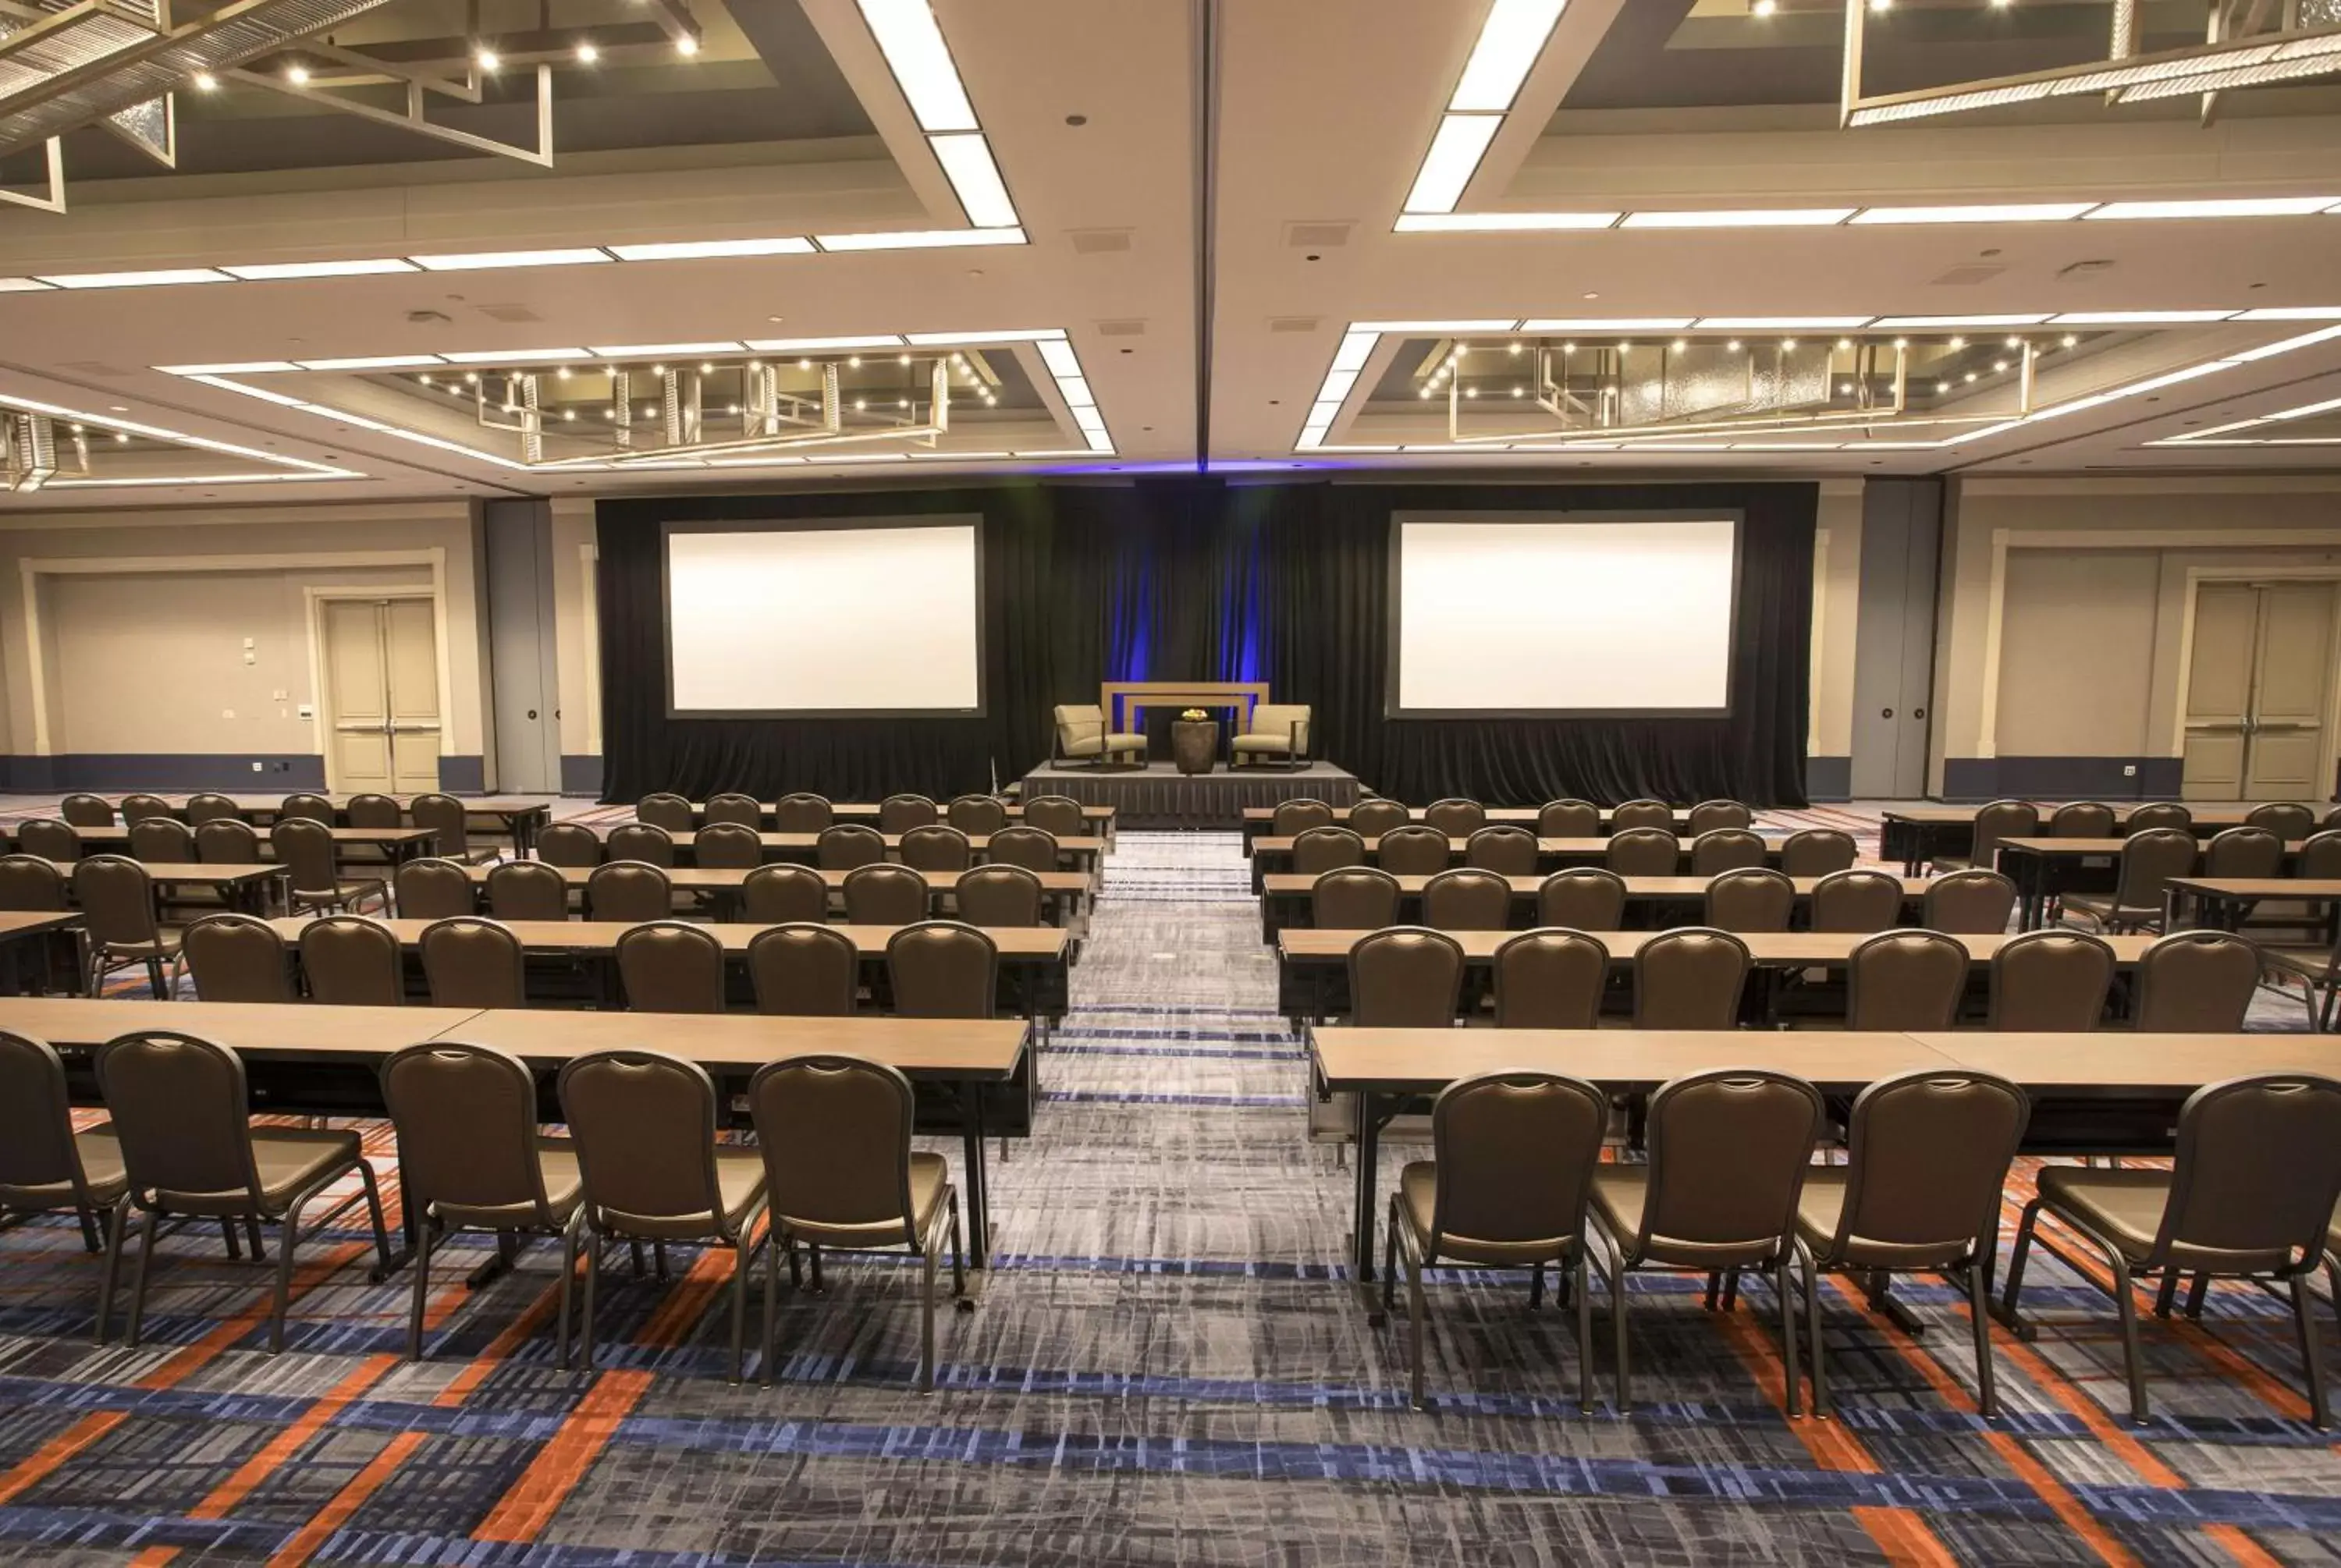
[675,34,698,56]
[476,48,499,69]
[286,63,309,84]
[576,41,599,62]
[193,72,217,90]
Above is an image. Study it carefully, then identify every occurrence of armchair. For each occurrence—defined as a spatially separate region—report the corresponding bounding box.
[1052,704,1146,769]
[1231,704,1311,772]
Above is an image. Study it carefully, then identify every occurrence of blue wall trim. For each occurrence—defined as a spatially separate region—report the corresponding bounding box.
[560,754,605,796]
[0,754,325,792]
[436,754,486,793]
[1804,755,1850,801]
[1940,755,2183,802]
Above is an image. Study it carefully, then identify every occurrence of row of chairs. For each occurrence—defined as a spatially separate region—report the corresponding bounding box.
[55,792,495,860]
[638,792,1092,838]
[549,821,1066,874]
[396,857,1052,927]
[15,815,410,902]
[1269,797,1757,839]
[0,1032,962,1387]
[1286,825,1853,880]
[1948,798,2341,870]
[1311,864,2010,935]
[1337,924,2258,1032]
[2058,825,2341,932]
[1388,1065,2341,1426]
[176,910,1010,1017]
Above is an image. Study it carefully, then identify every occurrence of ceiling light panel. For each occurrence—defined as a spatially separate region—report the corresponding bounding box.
[1694,316,1874,329]
[297,356,444,371]
[1404,114,1502,214]
[2086,197,2340,220]
[815,229,1028,251]
[856,0,979,132]
[36,268,233,289]
[2049,310,2233,324]
[1037,340,1082,378]
[222,258,421,280]
[929,133,1020,229]
[1448,0,1568,112]
[1354,319,1520,332]
[409,248,612,271]
[606,238,816,261]
[1517,317,1693,331]
[1870,314,2053,328]
[744,335,907,351]
[1394,211,1622,232]
[0,278,53,293]
[1330,332,1378,373]
[585,342,747,357]
[1849,201,2098,225]
[1622,208,1854,229]
[439,347,596,364]
[905,329,1066,345]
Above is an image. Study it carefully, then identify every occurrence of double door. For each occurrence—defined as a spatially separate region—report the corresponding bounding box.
[321,597,442,794]
[2181,580,2338,800]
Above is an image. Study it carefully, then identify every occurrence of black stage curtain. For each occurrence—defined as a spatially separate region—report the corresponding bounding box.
[595,477,1815,807]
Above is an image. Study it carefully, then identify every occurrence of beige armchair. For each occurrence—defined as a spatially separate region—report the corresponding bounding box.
[1231,703,1311,771]
[1052,704,1146,769]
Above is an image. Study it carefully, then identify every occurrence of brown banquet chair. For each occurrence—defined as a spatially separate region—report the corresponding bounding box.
[194,818,262,865]
[277,792,334,824]
[616,921,727,1013]
[185,793,243,827]
[1423,867,1511,931]
[1934,800,2038,874]
[1376,824,1452,877]
[0,1030,130,1343]
[299,915,405,1006]
[411,793,495,865]
[272,818,389,916]
[1703,867,1793,934]
[2202,825,2283,879]
[1588,1068,1824,1413]
[1023,796,1087,838]
[129,817,195,864]
[1272,798,1336,837]
[983,825,1060,875]
[0,854,68,913]
[887,921,998,1017]
[1844,931,1970,1031]
[121,793,176,825]
[1537,867,1625,931]
[419,917,528,1009]
[2246,802,2316,843]
[59,793,115,828]
[586,861,671,924]
[1422,799,1486,837]
[2002,1072,2341,1428]
[845,864,930,927]
[1611,799,1674,832]
[606,822,676,868]
[1292,826,1365,874]
[694,822,766,871]
[485,859,570,922]
[956,864,1043,928]
[2129,930,2259,1032]
[742,864,830,925]
[2058,826,2195,934]
[535,823,603,870]
[1780,829,1857,878]
[1923,868,2017,935]
[1493,929,1609,1029]
[1809,868,1906,934]
[638,793,696,833]
[749,924,860,1016]
[2048,801,2116,839]
[1690,828,1767,876]
[899,825,972,873]
[817,824,886,871]
[73,856,181,999]
[1632,928,1750,1030]
[1384,1070,1609,1410]
[1686,800,1753,835]
[16,819,81,862]
[947,795,1009,835]
[1536,800,1600,839]
[394,857,475,920]
[703,793,763,829]
[1465,825,1538,875]
[1313,867,1398,931]
[879,794,940,834]
[183,913,293,1003]
[773,793,833,833]
[1792,1070,2029,1417]
[2126,802,2192,833]
[1349,799,1410,838]
[1987,929,2115,1031]
[1604,828,1678,878]
[1349,927,1465,1027]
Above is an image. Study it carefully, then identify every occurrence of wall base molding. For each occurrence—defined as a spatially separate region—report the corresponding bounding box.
[1940,755,2181,802]
[0,754,327,793]
[437,754,485,793]
[1805,756,1850,801]
[561,754,605,796]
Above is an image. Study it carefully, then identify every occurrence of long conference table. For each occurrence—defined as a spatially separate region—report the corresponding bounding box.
[1881,804,2330,874]
[1240,805,1697,851]
[1256,871,1926,941]
[64,824,443,871]
[265,917,1074,1025]
[0,995,1027,1279]
[450,860,1094,928]
[664,800,1116,846]
[601,825,1107,881]
[1249,835,1796,892]
[1276,928,2159,1027]
[1995,836,2317,929]
[63,795,556,856]
[1315,1024,2341,1322]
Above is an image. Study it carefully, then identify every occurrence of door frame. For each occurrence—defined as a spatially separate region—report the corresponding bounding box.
[2169,566,2341,796]
[304,587,452,793]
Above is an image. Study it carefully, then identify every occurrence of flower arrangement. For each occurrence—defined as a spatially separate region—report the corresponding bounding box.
[1180,708,1209,720]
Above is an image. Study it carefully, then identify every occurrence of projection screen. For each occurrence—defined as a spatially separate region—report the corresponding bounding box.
[1391,514,1740,716]
[664,519,984,716]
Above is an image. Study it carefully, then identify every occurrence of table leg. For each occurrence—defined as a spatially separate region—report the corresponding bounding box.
[1352,1087,1386,1325]
[959,1075,993,1299]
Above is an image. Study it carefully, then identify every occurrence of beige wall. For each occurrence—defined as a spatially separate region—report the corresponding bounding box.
[1929,477,2341,793]
[1810,480,1862,760]
[0,502,490,770]
[550,498,601,763]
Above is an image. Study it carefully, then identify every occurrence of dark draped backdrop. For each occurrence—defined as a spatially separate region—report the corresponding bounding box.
[595,477,1817,807]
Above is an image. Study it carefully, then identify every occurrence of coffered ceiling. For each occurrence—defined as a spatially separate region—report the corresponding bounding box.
[3,0,2339,506]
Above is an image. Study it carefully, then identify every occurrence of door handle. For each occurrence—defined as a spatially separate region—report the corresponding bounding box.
[1912,707,1926,720]
[1881,707,1894,718]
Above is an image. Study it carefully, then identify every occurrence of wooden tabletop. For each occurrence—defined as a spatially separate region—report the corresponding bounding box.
[1314,1028,1955,1092]
[441,1008,1029,1077]
[1240,806,1670,825]
[73,825,439,847]
[1252,834,1792,855]
[1906,1031,2341,1089]
[454,862,1089,895]
[675,800,1112,822]
[1277,929,2161,964]
[608,826,1106,855]
[2165,877,2341,899]
[0,996,482,1052]
[0,910,81,938]
[0,995,1027,1078]
[77,795,553,816]
[1259,873,1927,899]
[1997,836,2308,856]
[1888,804,2321,827]
[48,860,285,885]
[268,917,1070,961]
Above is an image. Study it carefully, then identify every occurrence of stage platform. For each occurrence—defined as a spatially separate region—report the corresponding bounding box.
[1018,761,1360,828]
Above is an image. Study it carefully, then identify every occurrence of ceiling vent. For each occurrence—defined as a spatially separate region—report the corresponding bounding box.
[1067,228,1133,254]
[53,359,131,378]
[1095,318,1147,337]
[1268,317,1321,334]
[478,303,543,323]
[1929,262,2007,286]
[2059,258,2118,279]
[1284,222,1354,249]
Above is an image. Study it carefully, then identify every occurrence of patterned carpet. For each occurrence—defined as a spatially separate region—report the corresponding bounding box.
[1,814,2339,1563]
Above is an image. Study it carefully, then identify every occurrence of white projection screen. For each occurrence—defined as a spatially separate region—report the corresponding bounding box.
[1391,514,1741,716]
[664,519,984,716]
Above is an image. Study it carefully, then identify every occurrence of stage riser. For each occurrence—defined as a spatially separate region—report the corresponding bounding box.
[1020,762,1361,828]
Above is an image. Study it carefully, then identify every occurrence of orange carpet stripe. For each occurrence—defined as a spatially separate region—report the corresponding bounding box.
[1708,1292,1958,1566]
[264,1430,428,1568]
[0,1413,129,1509]
[189,1355,400,1523]
[1819,1277,2141,1568]
[470,1370,652,1545]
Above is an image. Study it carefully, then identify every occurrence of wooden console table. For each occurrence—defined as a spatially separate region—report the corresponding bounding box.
[1099,681,1272,736]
